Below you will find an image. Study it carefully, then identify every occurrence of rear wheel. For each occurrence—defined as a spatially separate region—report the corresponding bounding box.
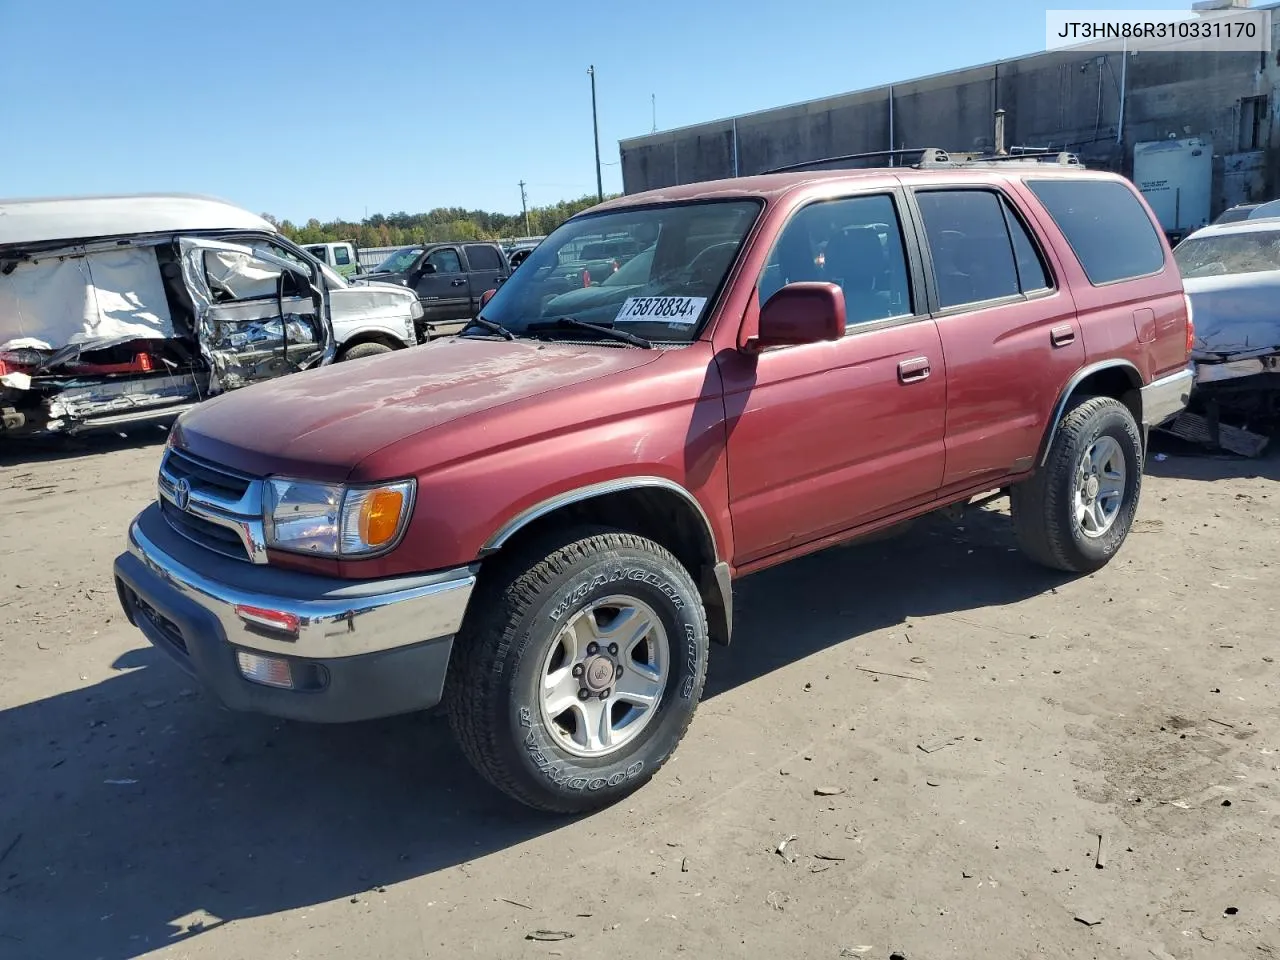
[1011,396,1143,573]
[445,528,709,813]
[338,341,394,362]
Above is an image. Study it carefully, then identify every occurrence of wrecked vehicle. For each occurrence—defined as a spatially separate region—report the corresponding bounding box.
[1171,219,1280,450]
[0,195,424,439]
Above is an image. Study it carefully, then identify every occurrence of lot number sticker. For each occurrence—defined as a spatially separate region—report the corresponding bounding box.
[615,296,707,326]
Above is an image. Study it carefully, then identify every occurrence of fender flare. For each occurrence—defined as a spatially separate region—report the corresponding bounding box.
[479,476,734,644]
[1039,359,1143,466]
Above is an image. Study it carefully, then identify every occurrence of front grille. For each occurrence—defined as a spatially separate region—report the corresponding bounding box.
[164,448,253,502]
[160,499,250,561]
[158,448,264,563]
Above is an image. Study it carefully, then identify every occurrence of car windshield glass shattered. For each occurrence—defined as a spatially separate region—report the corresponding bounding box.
[1175,231,1280,278]
[374,247,424,273]
[476,200,761,343]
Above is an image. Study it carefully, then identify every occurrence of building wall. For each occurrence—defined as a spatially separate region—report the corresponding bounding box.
[620,31,1279,217]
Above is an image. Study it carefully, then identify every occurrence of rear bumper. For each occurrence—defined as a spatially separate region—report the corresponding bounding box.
[113,502,475,723]
[1141,367,1194,427]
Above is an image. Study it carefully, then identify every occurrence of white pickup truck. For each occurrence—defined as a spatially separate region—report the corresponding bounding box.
[0,194,424,439]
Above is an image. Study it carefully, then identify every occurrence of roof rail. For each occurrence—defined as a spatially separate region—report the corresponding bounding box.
[917,151,1083,169]
[763,148,948,174]
[762,147,1084,175]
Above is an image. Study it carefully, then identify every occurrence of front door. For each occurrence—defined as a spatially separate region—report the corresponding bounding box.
[413,246,470,323]
[719,190,948,566]
[178,237,332,390]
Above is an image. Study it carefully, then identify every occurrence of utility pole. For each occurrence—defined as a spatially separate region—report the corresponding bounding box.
[588,65,603,202]
[518,180,530,237]
[651,93,656,133]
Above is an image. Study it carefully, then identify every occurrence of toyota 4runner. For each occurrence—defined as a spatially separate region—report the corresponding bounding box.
[114,160,1193,812]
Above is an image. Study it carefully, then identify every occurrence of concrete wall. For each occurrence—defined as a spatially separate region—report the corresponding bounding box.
[620,32,1280,217]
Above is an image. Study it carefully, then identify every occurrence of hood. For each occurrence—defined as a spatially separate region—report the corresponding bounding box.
[1184,271,1280,359]
[173,338,662,480]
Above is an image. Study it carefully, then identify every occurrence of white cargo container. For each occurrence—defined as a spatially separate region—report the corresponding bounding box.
[1133,138,1213,237]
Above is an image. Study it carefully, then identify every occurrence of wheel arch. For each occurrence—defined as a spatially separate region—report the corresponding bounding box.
[1039,360,1143,467]
[479,478,734,647]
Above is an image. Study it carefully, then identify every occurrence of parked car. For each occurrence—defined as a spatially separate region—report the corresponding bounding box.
[0,194,422,439]
[1212,203,1261,226]
[302,240,361,278]
[114,165,1192,813]
[1173,219,1280,424]
[351,242,508,339]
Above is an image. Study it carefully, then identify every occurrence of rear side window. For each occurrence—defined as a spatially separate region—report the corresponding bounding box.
[916,190,1021,309]
[464,244,504,271]
[1027,179,1165,285]
[1003,199,1050,292]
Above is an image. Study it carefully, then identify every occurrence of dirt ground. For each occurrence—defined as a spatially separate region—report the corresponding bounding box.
[1,430,1278,960]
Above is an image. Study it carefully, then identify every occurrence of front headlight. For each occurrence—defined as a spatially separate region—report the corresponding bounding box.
[264,478,415,557]
[409,298,425,320]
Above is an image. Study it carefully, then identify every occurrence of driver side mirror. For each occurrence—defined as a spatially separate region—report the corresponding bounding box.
[419,262,438,275]
[744,282,846,352]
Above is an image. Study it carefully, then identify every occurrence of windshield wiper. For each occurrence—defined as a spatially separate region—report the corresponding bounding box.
[460,316,515,341]
[528,316,653,348]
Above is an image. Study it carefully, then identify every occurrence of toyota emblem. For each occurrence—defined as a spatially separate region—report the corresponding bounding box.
[174,477,191,511]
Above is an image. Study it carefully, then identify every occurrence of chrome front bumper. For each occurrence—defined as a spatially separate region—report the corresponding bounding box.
[1140,367,1194,427]
[113,502,476,722]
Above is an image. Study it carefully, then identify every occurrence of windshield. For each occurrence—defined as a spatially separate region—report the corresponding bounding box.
[374,247,424,274]
[1174,231,1280,278]
[478,200,760,343]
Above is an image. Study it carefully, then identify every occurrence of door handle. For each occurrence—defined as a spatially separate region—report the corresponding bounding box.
[451,278,466,287]
[1050,324,1076,347]
[897,356,931,384]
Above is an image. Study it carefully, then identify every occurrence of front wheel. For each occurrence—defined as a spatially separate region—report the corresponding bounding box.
[1011,395,1143,573]
[445,529,709,813]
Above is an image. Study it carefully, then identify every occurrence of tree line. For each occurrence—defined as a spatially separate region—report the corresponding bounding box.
[263,193,620,248]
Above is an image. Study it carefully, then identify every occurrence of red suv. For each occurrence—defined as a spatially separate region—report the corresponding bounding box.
[114,159,1193,812]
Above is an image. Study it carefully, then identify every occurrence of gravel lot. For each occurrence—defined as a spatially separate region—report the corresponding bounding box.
[1,432,1277,960]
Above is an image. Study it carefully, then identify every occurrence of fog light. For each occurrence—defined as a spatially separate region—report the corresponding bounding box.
[236,651,294,689]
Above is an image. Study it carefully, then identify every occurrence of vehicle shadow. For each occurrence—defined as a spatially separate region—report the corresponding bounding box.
[1144,432,1280,484]
[0,425,172,468]
[0,509,1069,960]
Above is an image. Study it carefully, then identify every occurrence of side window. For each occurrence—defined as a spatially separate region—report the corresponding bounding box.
[334,246,351,265]
[1002,199,1050,292]
[426,248,463,274]
[916,190,1020,309]
[463,244,503,271]
[758,193,914,326]
[1026,179,1165,285]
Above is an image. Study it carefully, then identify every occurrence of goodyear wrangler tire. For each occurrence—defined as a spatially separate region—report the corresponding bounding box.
[444,528,709,813]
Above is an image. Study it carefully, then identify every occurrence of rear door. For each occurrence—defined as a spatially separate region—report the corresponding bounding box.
[413,246,470,324]
[178,237,333,390]
[719,189,948,565]
[906,184,1084,490]
[462,243,509,312]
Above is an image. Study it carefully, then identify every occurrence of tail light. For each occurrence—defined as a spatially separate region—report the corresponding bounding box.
[135,352,153,372]
[582,269,591,288]
[1183,293,1196,357]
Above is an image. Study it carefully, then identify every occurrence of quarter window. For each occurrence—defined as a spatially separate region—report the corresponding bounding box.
[758,193,914,327]
[1027,179,1165,285]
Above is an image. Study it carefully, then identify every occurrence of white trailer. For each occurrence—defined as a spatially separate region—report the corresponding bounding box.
[1133,138,1213,240]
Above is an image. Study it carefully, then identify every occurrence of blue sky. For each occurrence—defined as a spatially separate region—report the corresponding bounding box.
[1,0,1188,222]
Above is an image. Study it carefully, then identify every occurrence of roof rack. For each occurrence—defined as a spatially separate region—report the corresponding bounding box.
[763,147,1082,175]
[763,148,946,174]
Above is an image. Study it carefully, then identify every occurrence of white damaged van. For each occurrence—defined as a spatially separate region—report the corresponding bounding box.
[0,194,424,439]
